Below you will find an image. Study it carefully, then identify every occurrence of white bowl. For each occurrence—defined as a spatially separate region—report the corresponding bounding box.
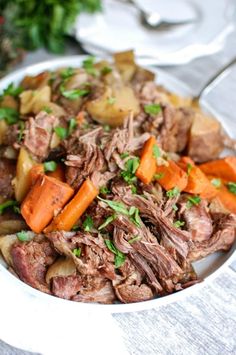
[0,56,235,317]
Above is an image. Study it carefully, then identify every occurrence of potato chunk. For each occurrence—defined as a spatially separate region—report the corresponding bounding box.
[188,113,223,163]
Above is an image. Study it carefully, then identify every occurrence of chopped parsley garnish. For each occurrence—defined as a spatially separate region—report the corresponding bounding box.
[43,161,57,172]
[16,231,30,242]
[54,118,77,140]
[17,120,25,142]
[72,225,80,231]
[154,172,165,180]
[98,215,115,230]
[120,157,140,184]
[105,239,126,268]
[131,185,137,194]
[83,215,94,232]
[153,144,161,159]
[120,152,129,159]
[172,204,178,212]
[227,182,236,194]
[107,97,116,105]
[54,126,68,140]
[73,248,81,257]
[82,56,98,76]
[187,163,193,176]
[211,178,222,188]
[128,236,141,244]
[60,85,90,100]
[103,124,111,132]
[166,187,180,198]
[129,206,142,227]
[2,83,23,97]
[0,200,18,215]
[68,118,77,136]
[98,197,130,216]
[100,186,110,195]
[173,220,185,228]
[186,195,201,208]
[42,106,52,114]
[0,107,19,125]
[60,67,75,80]
[101,66,112,75]
[144,103,162,115]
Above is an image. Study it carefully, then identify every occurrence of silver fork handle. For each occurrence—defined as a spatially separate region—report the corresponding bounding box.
[196,57,236,101]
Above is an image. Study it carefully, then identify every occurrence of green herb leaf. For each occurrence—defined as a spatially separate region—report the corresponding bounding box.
[17,231,30,242]
[0,200,18,215]
[154,172,165,180]
[100,186,110,195]
[98,197,130,216]
[227,182,236,194]
[101,66,112,75]
[129,206,142,227]
[3,83,23,97]
[0,107,19,125]
[43,161,57,172]
[60,67,75,80]
[166,187,180,198]
[60,86,90,100]
[54,126,67,140]
[68,118,77,136]
[98,215,115,230]
[173,220,185,228]
[153,144,161,159]
[104,239,126,268]
[186,195,201,208]
[103,124,111,132]
[83,215,94,232]
[211,178,222,188]
[13,205,21,214]
[120,152,129,159]
[144,103,162,115]
[72,225,80,231]
[73,248,81,257]
[82,56,98,76]
[128,236,141,244]
[172,204,178,212]
[131,185,137,194]
[42,106,52,114]
[120,157,140,184]
[107,97,116,105]
[18,121,25,142]
[187,163,193,176]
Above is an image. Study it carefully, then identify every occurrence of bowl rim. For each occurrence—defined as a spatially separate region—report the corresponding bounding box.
[0,55,235,314]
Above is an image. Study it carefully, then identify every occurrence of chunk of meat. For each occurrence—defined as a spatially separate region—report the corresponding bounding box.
[23,111,59,160]
[114,271,153,303]
[52,275,83,299]
[72,277,116,304]
[187,113,223,163]
[179,198,213,242]
[188,214,236,261]
[11,237,57,293]
[0,158,15,199]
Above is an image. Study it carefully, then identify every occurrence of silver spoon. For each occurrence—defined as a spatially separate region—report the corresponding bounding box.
[119,0,198,30]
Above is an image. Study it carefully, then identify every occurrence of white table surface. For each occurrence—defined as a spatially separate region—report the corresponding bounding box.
[1,26,236,355]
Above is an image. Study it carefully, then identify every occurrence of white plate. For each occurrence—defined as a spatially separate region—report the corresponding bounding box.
[74,0,236,66]
[0,56,235,352]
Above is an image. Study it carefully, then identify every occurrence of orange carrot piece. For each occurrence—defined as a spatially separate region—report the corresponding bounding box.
[155,160,188,191]
[178,157,217,199]
[206,175,236,213]
[21,175,74,233]
[29,164,44,186]
[47,163,65,182]
[199,157,236,181]
[136,136,157,184]
[45,178,98,232]
[76,111,85,126]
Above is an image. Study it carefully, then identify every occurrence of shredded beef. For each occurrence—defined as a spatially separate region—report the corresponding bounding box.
[11,236,57,293]
[52,275,83,299]
[188,214,236,261]
[0,158,15,199]
[23,111,59,160]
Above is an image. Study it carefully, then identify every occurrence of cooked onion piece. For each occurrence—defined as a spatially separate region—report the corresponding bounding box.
[46,257,76,284]
[20,85,51,115]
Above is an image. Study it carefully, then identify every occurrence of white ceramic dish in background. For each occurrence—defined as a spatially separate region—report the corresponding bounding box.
[74,0,236,66]
[0,57,235,352]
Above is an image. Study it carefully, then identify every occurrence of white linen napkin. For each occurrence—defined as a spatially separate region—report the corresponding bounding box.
[0,267,128,355]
